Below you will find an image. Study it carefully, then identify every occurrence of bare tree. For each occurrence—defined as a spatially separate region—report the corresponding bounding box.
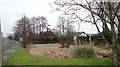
[40,16,48,32]
[56,16,74,48]
[66,19,74,37]
[30,16,49,43]
[14,15,50,46]
[14,15,32,48]
[36,16,42,34]
[56,16,66,47]
[52,0,120,66]
[33,16,48,34]
[31,17,36,34]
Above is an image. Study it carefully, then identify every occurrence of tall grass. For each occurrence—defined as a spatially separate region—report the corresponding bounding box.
[71,45,96,58]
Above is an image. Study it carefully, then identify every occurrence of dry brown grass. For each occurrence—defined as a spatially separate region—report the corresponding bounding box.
[28,43,113,58]
[29,44,75,58]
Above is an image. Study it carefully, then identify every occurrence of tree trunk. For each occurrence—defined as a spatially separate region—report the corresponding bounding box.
[111,31,120,66]
[117,22,120,66]
[112,43,119,67]
[116,48,120,67]
[112,42,120,67]
[23,36,27,48]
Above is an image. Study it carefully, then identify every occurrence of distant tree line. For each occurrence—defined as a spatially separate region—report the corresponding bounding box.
[13,15,75,48]
[13,15,57,48]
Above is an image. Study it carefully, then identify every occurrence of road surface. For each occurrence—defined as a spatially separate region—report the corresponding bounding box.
[3,38,18,60]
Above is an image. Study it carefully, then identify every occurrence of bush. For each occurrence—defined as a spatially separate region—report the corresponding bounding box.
[71,45,96,58]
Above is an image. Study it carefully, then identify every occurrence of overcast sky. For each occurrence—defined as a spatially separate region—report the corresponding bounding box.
[0,0,101,37]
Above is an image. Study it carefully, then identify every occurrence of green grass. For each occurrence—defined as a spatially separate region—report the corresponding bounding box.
[3,43,114,65]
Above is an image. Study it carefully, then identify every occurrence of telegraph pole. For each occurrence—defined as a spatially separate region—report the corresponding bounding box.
[0,19,2,67]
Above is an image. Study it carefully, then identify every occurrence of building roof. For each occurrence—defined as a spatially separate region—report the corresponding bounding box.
[73,32,87,37]
[42,31,56,38]
[73,32,101,37]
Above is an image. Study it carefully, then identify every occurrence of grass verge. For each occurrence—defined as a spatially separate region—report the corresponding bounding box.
[3,43,114,65]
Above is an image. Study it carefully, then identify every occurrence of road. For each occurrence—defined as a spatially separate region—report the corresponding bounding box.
[3,38,18,60]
